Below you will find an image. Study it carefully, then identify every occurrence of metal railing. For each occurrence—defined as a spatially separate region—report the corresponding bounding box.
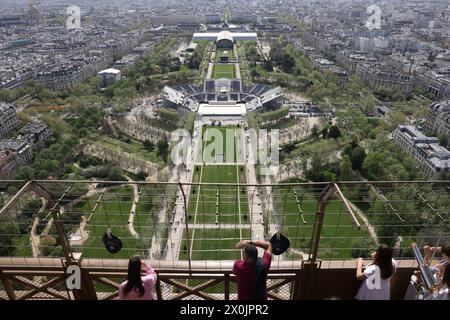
[0,257,420,300]
[0,180,448,263]
[0,180,448,299]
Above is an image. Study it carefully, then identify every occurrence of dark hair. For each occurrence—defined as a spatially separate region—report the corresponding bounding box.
[442,264,450,288]
[244,244,258,262]
[124,256,145,297]
[441,244,450,258]
[436,264,450,299]
[373,244,394,280]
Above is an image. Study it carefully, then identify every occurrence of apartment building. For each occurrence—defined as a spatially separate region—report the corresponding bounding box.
[355,62,413,95]
[0,121,51,179]
[414,69,450,100]
[0,148,20,180]
[18,121,52,150]
[0,103,19,139]
[424,100,450,146]
[393,125,450,178]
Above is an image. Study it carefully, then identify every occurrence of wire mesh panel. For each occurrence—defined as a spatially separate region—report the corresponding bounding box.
[0,180,449,269]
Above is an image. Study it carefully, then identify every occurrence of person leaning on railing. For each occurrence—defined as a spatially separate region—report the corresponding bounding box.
[425,264,450,300]
[118,256,157,300]
[423,243,450,271]
[355,244,397,300]
[233,240,273,300]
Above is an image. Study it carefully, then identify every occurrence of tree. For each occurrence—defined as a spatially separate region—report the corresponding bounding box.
[107,166,125,181]
[438,133,449,147]
[15,166,35,180]
[311,125,319,138]
[340,155,354,181]
[262,59,273,72]
[281,52,296,73]
[318,170,336,182]
[22,199,42,218]
[327,125,341,139]
[40,235,57,256]
[0,223,19,256]
[157,139,169,162]
[350,146,366,171]
[321,127,328,139]
[143,140,155,151]
[361,94,379,114]
[362,151,389,180]
[386,110,407,130]
[18,215,32,234]
[250,68,260,78]
[306,154,322,181]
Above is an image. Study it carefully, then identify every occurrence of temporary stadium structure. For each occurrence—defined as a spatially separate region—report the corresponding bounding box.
[192,31,257,49]
[161,79,282,113]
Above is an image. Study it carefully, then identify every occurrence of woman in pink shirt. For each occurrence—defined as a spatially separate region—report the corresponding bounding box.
[118,256,157,300]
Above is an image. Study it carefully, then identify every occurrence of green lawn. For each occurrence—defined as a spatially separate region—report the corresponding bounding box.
[189,165,248,224]
[201,126,243,163]
[213,64,235,79]
[180,124,251,260]
[95,135,159,163]
[180,228,251,260]
[272,185,369,260]
[13,236,32,257]
[216,49,233,62]
[72,185,160,259]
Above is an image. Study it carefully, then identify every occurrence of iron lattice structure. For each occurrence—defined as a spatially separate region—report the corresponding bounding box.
[0,180,448,265]
[0,180,448,300]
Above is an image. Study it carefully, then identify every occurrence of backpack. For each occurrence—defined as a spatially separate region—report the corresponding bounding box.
[252,257,268,300]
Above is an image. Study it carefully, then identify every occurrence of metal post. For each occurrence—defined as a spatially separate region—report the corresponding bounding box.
[0,273,16,300]
[60,258,98,300]
[308,183,335,263]
[24,181,74,262]
[291,270,302,300]
[51,206,73,262]
[178,182,192,274]
[224,273,230,300]
[309,206,325,264]
[156,278,163,300]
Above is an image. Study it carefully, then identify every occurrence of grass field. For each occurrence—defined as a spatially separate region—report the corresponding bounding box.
[188,165,249,224]
[199,126,244,163]
[216,49,233,62]
[212,64,235,79]
[182,164,250,260]
[180,124,251,260]
[180,228,251,260]
[271,185,370,260]
[72,185,160,259]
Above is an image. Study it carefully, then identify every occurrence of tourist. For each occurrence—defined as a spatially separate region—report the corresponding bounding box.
[233,239,272,300]
[355,244,397,300]
[118,256,157,300]
[423,243,450,267]
[425,264,450,300]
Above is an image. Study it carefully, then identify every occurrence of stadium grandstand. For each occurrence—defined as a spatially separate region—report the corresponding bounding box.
[162,79,282,112]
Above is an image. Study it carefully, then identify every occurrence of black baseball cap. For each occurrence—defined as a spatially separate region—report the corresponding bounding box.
[102,230,123,254]
[270,232,290,255]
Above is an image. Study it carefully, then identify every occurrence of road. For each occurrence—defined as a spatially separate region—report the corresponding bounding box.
[150,119,203,262]
[126,176,140,239]
[29,197,48,257]
[242,122,277,256]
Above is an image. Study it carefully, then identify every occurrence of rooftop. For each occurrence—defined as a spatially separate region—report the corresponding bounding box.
[98,68,121,75]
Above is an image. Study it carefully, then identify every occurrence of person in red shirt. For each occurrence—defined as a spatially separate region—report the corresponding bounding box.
[233,239,272,300]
